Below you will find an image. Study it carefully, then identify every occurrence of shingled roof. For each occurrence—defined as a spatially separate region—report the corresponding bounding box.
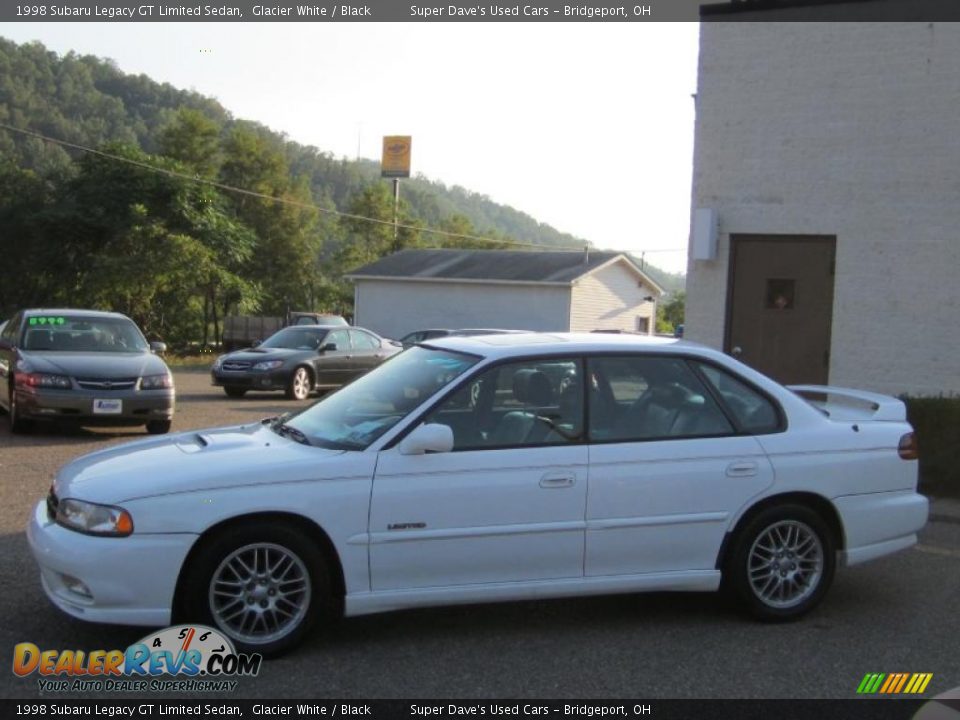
[346,249,661,290]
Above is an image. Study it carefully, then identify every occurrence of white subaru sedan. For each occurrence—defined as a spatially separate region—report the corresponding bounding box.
[28,334,928,654]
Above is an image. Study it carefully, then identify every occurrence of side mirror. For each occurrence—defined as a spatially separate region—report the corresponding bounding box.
[319,342,338,353]
[398,423,454,456]
[252,339,262,348]
[150,341,167,354]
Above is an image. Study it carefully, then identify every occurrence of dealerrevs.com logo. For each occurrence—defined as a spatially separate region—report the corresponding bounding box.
[13,625,262,693]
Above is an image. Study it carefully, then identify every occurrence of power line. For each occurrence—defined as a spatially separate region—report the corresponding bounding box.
[0,122,687,258]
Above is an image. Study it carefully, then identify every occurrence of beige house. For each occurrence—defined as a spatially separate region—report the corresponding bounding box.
[347,249,663,340]
[686,11,960,395]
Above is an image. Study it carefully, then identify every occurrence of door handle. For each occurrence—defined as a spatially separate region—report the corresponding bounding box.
[539,472,575,488]
[726,461,758,478]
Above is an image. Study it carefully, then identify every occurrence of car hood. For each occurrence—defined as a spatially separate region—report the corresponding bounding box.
[54,423,347,505]
[222,348,311,362]
[21,351,168,379]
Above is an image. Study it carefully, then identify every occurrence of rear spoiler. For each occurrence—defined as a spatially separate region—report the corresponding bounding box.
[788,385,907,422]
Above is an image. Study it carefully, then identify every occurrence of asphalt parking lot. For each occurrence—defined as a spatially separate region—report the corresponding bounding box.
[1,370,958,700]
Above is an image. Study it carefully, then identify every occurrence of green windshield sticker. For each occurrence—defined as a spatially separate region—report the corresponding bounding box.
[28,317,65,326]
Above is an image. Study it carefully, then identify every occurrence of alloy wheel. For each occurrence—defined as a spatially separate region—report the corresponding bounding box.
[747,519,824,609]
[208,542,312,646]
[291,368,310,400]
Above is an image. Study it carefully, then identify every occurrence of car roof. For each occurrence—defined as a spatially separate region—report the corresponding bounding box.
[21,308,132,319]
[423,331,709,359]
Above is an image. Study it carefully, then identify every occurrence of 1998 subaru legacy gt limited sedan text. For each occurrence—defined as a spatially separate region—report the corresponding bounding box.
[1,309,174,434]
[28,333,927,654]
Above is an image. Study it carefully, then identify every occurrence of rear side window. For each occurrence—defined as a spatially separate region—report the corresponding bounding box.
[588,356,734,442]
[1,314,21,342]
[695,363,781,434]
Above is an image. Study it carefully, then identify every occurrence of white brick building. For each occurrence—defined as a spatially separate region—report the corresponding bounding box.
[347,249,663,340]
[686,15,960,395]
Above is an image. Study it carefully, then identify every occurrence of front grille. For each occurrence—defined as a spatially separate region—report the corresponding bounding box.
[221,362,251,372]
[46,489,59,520]
[76,377,138,391]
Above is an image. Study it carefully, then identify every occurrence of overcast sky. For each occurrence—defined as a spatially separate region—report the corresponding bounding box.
[4,23,700,273]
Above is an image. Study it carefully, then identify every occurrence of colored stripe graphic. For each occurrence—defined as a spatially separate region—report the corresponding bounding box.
[857,673,933,694]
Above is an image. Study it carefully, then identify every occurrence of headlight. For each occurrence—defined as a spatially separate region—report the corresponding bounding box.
[212,355,225,370]
[16,373,72,389]
[56,498,134,537]
[252,360,284,371]
[140,373,173,390]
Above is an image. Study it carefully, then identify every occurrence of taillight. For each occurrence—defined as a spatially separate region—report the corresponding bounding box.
[898,432,918,460]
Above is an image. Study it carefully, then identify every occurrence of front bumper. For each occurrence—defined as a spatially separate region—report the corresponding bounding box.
[27,500,197,627]
[211,368,288,391]
[16,387,174,425]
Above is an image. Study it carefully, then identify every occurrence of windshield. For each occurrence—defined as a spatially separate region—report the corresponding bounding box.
[21,315,149,353]
[285,346,480,450]
[260,326,329,350]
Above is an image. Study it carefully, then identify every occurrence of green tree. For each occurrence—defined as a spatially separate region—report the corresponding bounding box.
[158,108,222,177]
[657,290,685,334]
[219,124,321,315]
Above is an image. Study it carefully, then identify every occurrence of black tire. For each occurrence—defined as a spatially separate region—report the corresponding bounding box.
[284,367,312,401]
[725,503,835,621]
[224,386,248,399]
[146,419,172,435]
[178,521,330,656]
[9,388,34,434]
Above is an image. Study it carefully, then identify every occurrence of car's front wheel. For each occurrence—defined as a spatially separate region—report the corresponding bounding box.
[285,367,312,401]
[180,522,330,655]
[726,504,835,620]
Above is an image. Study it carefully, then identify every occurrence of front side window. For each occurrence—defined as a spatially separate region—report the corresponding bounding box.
[286,347,479,450]
[588,355,733,442]
[350,330,379,350]
[326,329,350,351]
[422,357,583,451]
[260,327,328,350]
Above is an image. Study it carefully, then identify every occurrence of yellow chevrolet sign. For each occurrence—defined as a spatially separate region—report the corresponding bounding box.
[381,136,412,178]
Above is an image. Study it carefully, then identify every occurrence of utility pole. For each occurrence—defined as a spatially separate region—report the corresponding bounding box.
[393,177,400,248]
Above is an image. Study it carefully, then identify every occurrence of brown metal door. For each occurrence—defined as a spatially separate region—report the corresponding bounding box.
[726,235,835,385]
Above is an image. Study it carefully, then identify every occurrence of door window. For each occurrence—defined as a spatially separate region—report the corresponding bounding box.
[326,330,350,351]
[423,358,583,450]
[695,362,782,433]
[587,355,733,442]
[349,329,379,350]
[1,314,20,342]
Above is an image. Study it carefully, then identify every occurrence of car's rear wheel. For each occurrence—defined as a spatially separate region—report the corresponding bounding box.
[146,419,172,434]
[285,367,312,401]
[9,388,34,434]
[224,386,248,398]
[180,522,330,655]
[726,504,835,620]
